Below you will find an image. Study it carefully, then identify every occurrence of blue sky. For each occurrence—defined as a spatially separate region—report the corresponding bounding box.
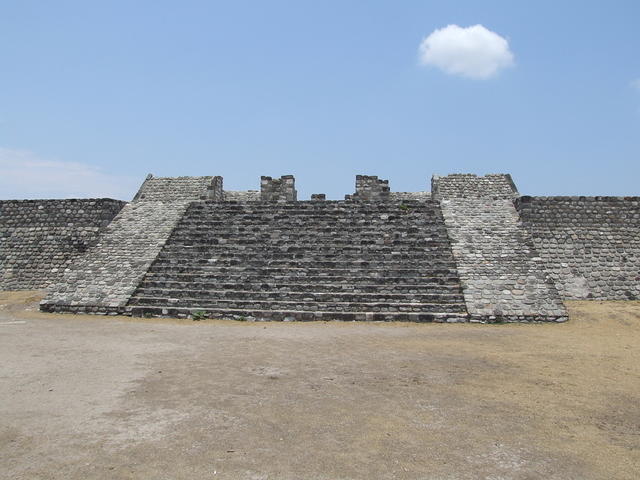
[1,0,639,200]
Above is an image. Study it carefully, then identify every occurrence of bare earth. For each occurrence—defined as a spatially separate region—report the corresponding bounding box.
[0,292,638,480]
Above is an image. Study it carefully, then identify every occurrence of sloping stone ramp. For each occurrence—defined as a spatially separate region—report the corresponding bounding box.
[40,176,219,313]
[433,175,567,322]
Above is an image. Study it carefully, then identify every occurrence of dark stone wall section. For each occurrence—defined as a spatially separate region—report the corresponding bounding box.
[347,175,391,201]
[517,196,640,300]
[0,199,126,290]
[127,200,468,322]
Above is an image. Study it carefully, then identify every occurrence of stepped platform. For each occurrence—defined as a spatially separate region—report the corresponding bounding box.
[127,201,468,322]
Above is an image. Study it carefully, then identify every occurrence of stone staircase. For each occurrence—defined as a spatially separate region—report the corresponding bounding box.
[127,201,468,321]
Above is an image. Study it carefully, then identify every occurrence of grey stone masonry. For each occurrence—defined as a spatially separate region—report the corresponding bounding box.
[27,172,638,322]
[432,174,518,200]
[389,192,431,202]
[224,191,260,202]
[127,200,468,322]
[0,199,125,290]
[260,175,297,202]
[347,175,391,201]
[434,175,567,322]
[133,175,223,201]
[517,196,640,300]
[40,176,216,313]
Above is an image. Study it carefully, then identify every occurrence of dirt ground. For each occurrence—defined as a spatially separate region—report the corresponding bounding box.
[0,292,638,480]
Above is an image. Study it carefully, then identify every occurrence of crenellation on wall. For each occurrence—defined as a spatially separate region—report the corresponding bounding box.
[208,176,224,201]
[260,175,297,202]
[347,175,391,202]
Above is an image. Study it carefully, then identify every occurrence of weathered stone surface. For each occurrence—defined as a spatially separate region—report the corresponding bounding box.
[0,172,632,323]
[224,190,260,202]
[0,199,125,290]
[133,175,222,201]
[126,200,468,321]
[432,173,517,200]
[261,175,297,202]
[40,176,215,312]
[517,196,640,300]
[389,192,431,201]
[347,175,391,202]
[434,175,567,322]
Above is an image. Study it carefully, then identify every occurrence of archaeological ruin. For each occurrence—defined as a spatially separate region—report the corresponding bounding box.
[1,173,638,323]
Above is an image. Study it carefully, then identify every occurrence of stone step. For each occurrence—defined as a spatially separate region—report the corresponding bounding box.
[173,218,446,227]
[132,288,464,304]
[138,279,462,293]
[140,272,461,285]
[187,201,436,211]
[126,199,466,321]
[129,296,468,313]
[159,241,451,251]
[169,230,448,240]
[152,253,455,265]
[144,265,460,276]
[129,306,469,322]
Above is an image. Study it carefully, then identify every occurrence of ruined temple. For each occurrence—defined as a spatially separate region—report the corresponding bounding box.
[1,173,638,323]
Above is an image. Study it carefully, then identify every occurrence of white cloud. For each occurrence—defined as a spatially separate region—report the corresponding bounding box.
[418,24,514,79]
[0,148,140,200]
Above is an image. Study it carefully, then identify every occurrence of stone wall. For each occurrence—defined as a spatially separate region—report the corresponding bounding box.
[434,174,566,322]
[260,175,297,202]
[432,174,517,200]
[224,190,260,202]
[389,192,431,202]
[0,199,125,290]
[517,196,640,300]
[41,176,216,313]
